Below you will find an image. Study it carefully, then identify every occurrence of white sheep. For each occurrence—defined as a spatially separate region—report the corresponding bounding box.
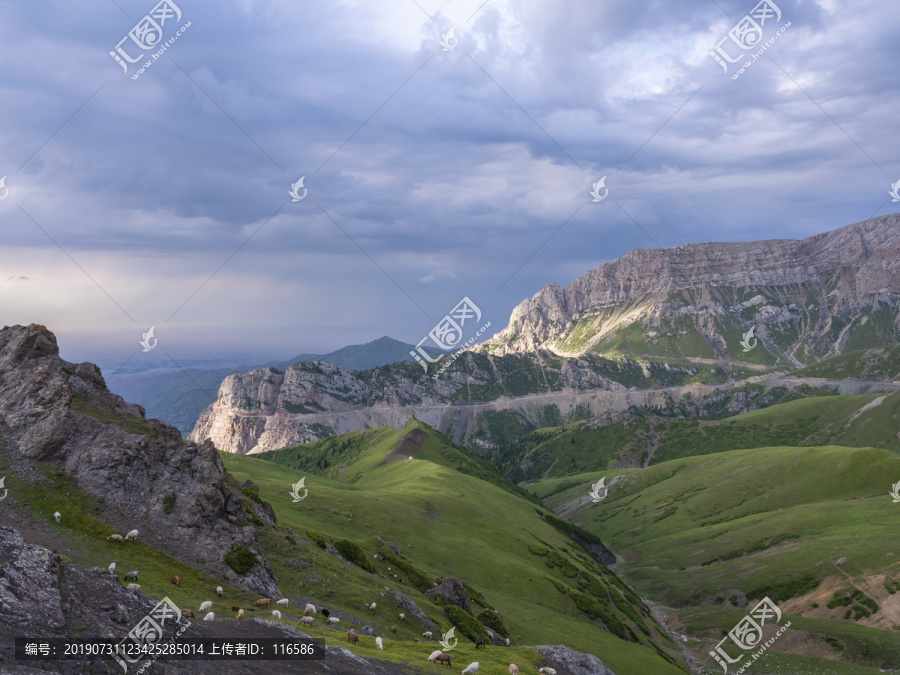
[369,602,377,610]
[427,650,443,662]
[375,636,383,650]
[124,570,139,581]
[126,583,140,593]
[509,665,519,675]
[204,612,215,621]
[461,663,479,675]
[125,529,139,541]
[399,613,405,621]
[299,616,314,626]
[276,598,289,607]
[539,669,557,675]
[108,562,116,575]
[199,601,213,613]
[505,638,510,647]
[328,617,340,624]
[54,512,61,523]
[106,534,123,542]
[272,610,282,619]
[422,631,432,639]
[216,586,223,597]
[304,603,316,615]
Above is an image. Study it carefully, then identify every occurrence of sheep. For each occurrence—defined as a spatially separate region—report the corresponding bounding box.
[125,530,139,541]
[434,653,453,666]
[461,663,479,675]
[505,638,510,647]
[272,610,282,619]
[538,669,557,675]
[346,630,359,646]
[181,609,195,619]
[124,571,139,581]
[369,602,377,610]
[54,512,61,523]
[172,575,180,587]
[375,637,383,650]
[508,665,519,675]
[412,638,420,642]
[422,631,433,639]
[254,598,271,607]
[321,608,330,618]
[106,534,123,542]
[427,650,443,662]
[126,584,140,593]
[108,562,116,575]
[204,612,215,621]
[199,601,213,613]
[475,637,486,649]
[304,603,316,615]
[276,598,289,607]
[399,613,405,621]
[230,605,240,613]
[328,617,340,624]
[390,625,398,634]
[216,586,223,597]
[237,609,245,620]
[299,616,314,626]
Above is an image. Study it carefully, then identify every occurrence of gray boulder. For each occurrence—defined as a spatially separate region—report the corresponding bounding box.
[425,577,471,613]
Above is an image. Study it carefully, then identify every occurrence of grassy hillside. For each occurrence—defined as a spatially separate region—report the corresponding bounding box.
[791,344,900,380]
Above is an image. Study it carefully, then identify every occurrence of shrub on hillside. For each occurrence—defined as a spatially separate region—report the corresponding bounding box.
[334,539,376,573]
[477,609,508,637]
[377,547,433,593]
[224,544,256,575]
[306,529,329,549]
[444,605,486,643]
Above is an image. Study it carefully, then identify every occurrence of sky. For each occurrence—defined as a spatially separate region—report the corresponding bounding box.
[1,0,898,368]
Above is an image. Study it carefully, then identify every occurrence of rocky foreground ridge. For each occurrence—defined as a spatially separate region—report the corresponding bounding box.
[0,324,278,596]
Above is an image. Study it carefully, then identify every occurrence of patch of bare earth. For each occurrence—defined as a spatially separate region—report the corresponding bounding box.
[377,428,426,466]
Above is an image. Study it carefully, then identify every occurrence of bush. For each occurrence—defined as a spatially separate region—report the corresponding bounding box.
[306,530,329,549]
[163,494,175,514]
[377,547,433,593]
[334,539,376,573]
[241,484,264,504]
[749,571,818,603]
[444,605,487,643]
[224,544,256,575]
[477,609,508,637]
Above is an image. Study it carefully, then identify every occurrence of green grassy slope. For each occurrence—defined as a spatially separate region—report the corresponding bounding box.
[791,344,900,380]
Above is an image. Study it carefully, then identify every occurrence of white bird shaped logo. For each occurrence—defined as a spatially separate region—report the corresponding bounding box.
[439,626,458,650]
[589,477,608,503]
[890,480,900,503]
[289,177,307,202]
[139,326,157,352]
[590,176,608,202]
[0,176,8,201]
[440,27,458,51]
[890,180,900,203]
[289,477,308,502]
[0,476,7,502]
[739,326,758,352]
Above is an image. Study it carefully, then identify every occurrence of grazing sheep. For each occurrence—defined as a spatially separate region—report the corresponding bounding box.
[230,605,240,613]
[199,601,212,613]
[508,665,519,675]
[181,609,195,619]
[346,630,359,646]
[216,586,223,597]
[237,609,245,620]
[538,669,557,675]
[390,626,398,634]
[375,637,383,650]
[475,637,486,649]
[422,631,433,639]
[108,562,116,575]
[461,663,479,675]
[369,602,377,610]
[321,608,330,618]
[172,575,180,587]
[254,598,271,607]
[505,638,510,647]
[276,598,289,607]
[272,610,282,619]
[304,603,316,615]
[124,571,139,581]
[399,613,405,621]
[203,612,215,621]
[106,534,123,542]
[54,512,61,523]
[434,653,453,666]
[427,650,443,662]
[125,530,139,541]
[299,616,314,626]
[413,638,420,642]
[328,617,340,624]
[126,584,140,593]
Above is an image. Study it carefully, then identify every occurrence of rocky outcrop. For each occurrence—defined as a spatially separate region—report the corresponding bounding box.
[389,589,439,633]
[536,645,617,675]
[425,577,471,613]
[0,324,278,597]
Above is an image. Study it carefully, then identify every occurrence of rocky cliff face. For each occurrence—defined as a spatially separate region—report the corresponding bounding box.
[482,215,900,363]
[0,324,278,597]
